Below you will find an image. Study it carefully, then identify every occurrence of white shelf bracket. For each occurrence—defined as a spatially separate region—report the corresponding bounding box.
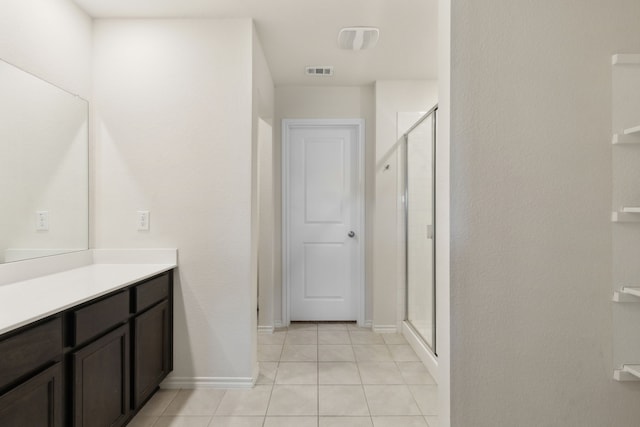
[613,287,640,302]
[624,125,640,136]
[612,133,640,145]
[611,212,640,223]
[612,54,640,65]
[614,365,640,381]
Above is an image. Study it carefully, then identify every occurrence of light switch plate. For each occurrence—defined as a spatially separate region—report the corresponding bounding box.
[36,211,49,231]
[137,210,150,231]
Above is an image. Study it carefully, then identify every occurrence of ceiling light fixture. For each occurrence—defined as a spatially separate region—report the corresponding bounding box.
[338,27,380,50]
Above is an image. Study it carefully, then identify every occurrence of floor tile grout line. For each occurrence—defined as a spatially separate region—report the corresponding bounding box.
[394,359,407,386]
[354,346,375,424]
[262,377,275,426]
[263,328,286,425]
[211,386,228,418]
[158,388,181,417]
[149,412,159,427]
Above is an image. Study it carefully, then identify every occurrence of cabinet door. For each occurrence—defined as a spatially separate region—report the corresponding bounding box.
[0,363,62,427]
[133,300,169,408]
[72,324,129,427]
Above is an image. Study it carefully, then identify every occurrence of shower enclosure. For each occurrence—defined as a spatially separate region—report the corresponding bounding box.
[404,106,437,354]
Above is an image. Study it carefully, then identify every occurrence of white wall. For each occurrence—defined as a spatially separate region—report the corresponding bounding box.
[373,81,438,331]
[251,24,275,356]
[449,1,640,426]
[273,86,375,326]
[92,19,261,384]
[612,58,640,378]
[257,118,275,331]
[272,83,437,331]
[0,61,88,261]
[0,0,92,264]
[0,0,92,99]
[436,0,451,423]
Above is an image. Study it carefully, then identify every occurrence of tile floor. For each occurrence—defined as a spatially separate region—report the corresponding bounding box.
[129,323,438,427]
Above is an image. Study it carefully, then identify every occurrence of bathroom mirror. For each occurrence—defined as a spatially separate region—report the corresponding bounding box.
[0,59,88,263]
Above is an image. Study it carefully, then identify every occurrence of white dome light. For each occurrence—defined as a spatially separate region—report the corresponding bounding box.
[338,27,380,50]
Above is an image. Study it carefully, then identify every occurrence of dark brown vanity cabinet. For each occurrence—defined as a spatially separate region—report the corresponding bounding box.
[0,270,173,427]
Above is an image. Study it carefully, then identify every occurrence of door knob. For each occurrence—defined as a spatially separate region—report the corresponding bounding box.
[348,231,356,238]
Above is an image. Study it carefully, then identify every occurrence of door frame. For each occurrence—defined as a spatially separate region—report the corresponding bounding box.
[282,118,366,327]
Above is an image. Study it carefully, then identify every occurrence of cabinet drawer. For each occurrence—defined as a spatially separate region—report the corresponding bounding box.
[134,274,169,313]
[0,318,62,390]
[73,291,129,345]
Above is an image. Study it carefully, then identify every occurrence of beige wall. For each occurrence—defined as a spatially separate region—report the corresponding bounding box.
[449,0,640,425]
[93,18,268,383]
[272,85,375,326]
[373,81,438,331]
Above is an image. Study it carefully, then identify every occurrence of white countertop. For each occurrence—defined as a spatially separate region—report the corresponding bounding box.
[0,250,177,335]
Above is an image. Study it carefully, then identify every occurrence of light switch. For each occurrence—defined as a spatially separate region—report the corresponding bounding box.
[36,211,49,231]
[137,210,150,231]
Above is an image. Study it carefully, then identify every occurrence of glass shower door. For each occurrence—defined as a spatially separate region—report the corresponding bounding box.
[405,108,436,353]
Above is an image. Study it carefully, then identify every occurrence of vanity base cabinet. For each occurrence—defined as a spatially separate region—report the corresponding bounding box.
[72,324,130,427]
[133,300,170,408]
[0,270,173,427]
[0,363,62,427]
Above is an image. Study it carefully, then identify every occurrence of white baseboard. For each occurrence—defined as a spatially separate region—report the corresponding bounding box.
[402,321,438,384]
[161,376,255,389]
[258,325,275,334]
[275,320,371,329]
[373,325,398,334]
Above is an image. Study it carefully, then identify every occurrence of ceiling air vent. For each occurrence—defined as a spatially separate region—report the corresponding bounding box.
[305,66,334,76]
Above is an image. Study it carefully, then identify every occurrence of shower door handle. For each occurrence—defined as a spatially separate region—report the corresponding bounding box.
[427,225,434,240]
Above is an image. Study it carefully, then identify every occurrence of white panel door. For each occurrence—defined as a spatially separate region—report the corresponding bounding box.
[285,122,361,321]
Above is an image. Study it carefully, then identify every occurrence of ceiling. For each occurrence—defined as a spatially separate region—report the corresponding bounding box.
[72,0,438,86]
